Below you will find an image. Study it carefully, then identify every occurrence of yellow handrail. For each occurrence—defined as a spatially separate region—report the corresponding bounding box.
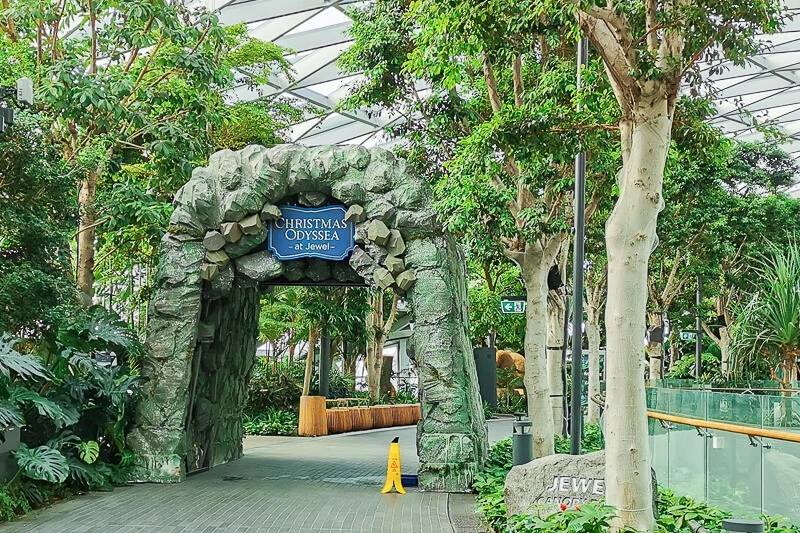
[647,411,800,443]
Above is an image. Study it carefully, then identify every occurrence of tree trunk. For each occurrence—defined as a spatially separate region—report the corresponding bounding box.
[302,328,316,396]
[77,166,102,307]
[646,312,663,379]
[668,327,680,371]
[586,306,602,425]
[719,327,731,376]
[547,292,566,435]
[366,292,384,403]
[604,98,671,532]
[521,252,556,458]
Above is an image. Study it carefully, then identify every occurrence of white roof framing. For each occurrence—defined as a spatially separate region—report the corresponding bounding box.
[199,0,800,176]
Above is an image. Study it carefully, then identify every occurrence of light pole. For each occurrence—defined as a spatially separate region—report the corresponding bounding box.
[570,36,588,456]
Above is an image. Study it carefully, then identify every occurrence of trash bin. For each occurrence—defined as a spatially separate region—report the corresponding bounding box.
[512,413,533,466]
[722,520,764,533]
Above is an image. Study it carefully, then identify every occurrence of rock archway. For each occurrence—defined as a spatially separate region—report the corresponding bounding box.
[128,145,488,491]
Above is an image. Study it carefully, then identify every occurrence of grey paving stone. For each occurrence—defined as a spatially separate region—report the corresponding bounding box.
[0,420,512,533]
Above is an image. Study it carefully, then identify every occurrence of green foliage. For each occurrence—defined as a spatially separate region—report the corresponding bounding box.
[247,359,303,413]
[508,502,615,533]
[0,482,31,522]
[0,306,144,517]
[12,444,69,484]
[730,240,800,382]
[656,488,732,532]
[0,112,76,336]
[78,441,100,465]
[243,408,298,437]
[473,438,513,531]
[468,261,525,349]
[667,352,722,382]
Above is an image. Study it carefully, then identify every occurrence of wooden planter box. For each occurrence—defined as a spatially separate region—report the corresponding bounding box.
[349,406,373,431]
[326,408,353,434]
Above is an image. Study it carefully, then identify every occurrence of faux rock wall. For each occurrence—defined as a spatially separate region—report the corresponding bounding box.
[129,145,488,490]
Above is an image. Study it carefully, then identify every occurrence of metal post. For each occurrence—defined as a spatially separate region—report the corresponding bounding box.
[570,36,589,455]
[320,327,331,398]
[570,36,588,456]
[695,275,703,379]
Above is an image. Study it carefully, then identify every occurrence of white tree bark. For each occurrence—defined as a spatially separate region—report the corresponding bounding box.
[522,257,555,458]
[508,238,562,459]
[586,305,602,425]
[604,98,671,533]
[547,292,566,435]
[646,312,663,379]
[719,329,730,375]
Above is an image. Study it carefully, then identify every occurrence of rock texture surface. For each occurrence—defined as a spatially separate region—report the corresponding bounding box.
[131,145,487,490]
[504,451,658,519]
[505,451,606,517]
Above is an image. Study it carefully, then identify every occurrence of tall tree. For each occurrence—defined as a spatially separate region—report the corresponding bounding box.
[0,112,76,336]
[0,1,290,306]
[366,289,399,402]
[569,0,784,528]
[341,0,618,457]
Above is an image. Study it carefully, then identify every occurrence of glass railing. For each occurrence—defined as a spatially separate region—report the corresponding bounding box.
[646,386,800,522]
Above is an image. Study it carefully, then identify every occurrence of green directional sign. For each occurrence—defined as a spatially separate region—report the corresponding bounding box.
[501,297,526,314]
[680,330,697,341]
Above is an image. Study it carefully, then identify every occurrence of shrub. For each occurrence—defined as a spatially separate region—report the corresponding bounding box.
[508,502,615,533]
[247,359,304,413]
[243,407,298,436]
[0,482,31,522]
[0,306,144,520]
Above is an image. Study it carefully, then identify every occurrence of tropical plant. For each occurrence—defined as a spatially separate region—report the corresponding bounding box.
[243,408,298,436]
[0,482,31,521]
[730,240,800,424]
[667,352,722,382]
[0,111,76,337]
[731,241,800,382]
[0,306,144,512]
[247,363,303,414]
[508,502,616,533]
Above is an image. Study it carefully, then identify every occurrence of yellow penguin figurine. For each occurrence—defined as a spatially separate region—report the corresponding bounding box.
[381,437,406,494]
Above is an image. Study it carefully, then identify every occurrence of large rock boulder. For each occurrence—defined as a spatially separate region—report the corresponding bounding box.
[505,450,658,519]
[505,451,606,517]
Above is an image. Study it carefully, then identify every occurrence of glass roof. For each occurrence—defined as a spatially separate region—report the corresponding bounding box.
[200,0,800,193]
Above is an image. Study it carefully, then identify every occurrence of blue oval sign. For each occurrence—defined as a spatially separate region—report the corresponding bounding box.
[268,205,355,261]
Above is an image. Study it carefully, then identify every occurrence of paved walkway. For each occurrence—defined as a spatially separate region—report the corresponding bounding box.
[1,420,512,533]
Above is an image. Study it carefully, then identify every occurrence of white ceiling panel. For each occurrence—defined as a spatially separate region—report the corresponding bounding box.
[204,0,800,167]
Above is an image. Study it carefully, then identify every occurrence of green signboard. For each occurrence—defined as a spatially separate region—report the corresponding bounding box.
[680,330,697,341]
[501,297,526,314]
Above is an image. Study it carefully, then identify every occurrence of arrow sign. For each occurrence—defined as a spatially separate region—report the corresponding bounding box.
[501,296,526,314]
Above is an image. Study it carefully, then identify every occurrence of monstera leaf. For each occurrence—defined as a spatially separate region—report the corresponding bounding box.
[79,441,100,464]
[8,386,67,426]
[0,400,25,428]
[0,335,49,380]
[13,444,69,483]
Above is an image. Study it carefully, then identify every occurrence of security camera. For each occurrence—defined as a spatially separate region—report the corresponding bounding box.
[16,78,33,106]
